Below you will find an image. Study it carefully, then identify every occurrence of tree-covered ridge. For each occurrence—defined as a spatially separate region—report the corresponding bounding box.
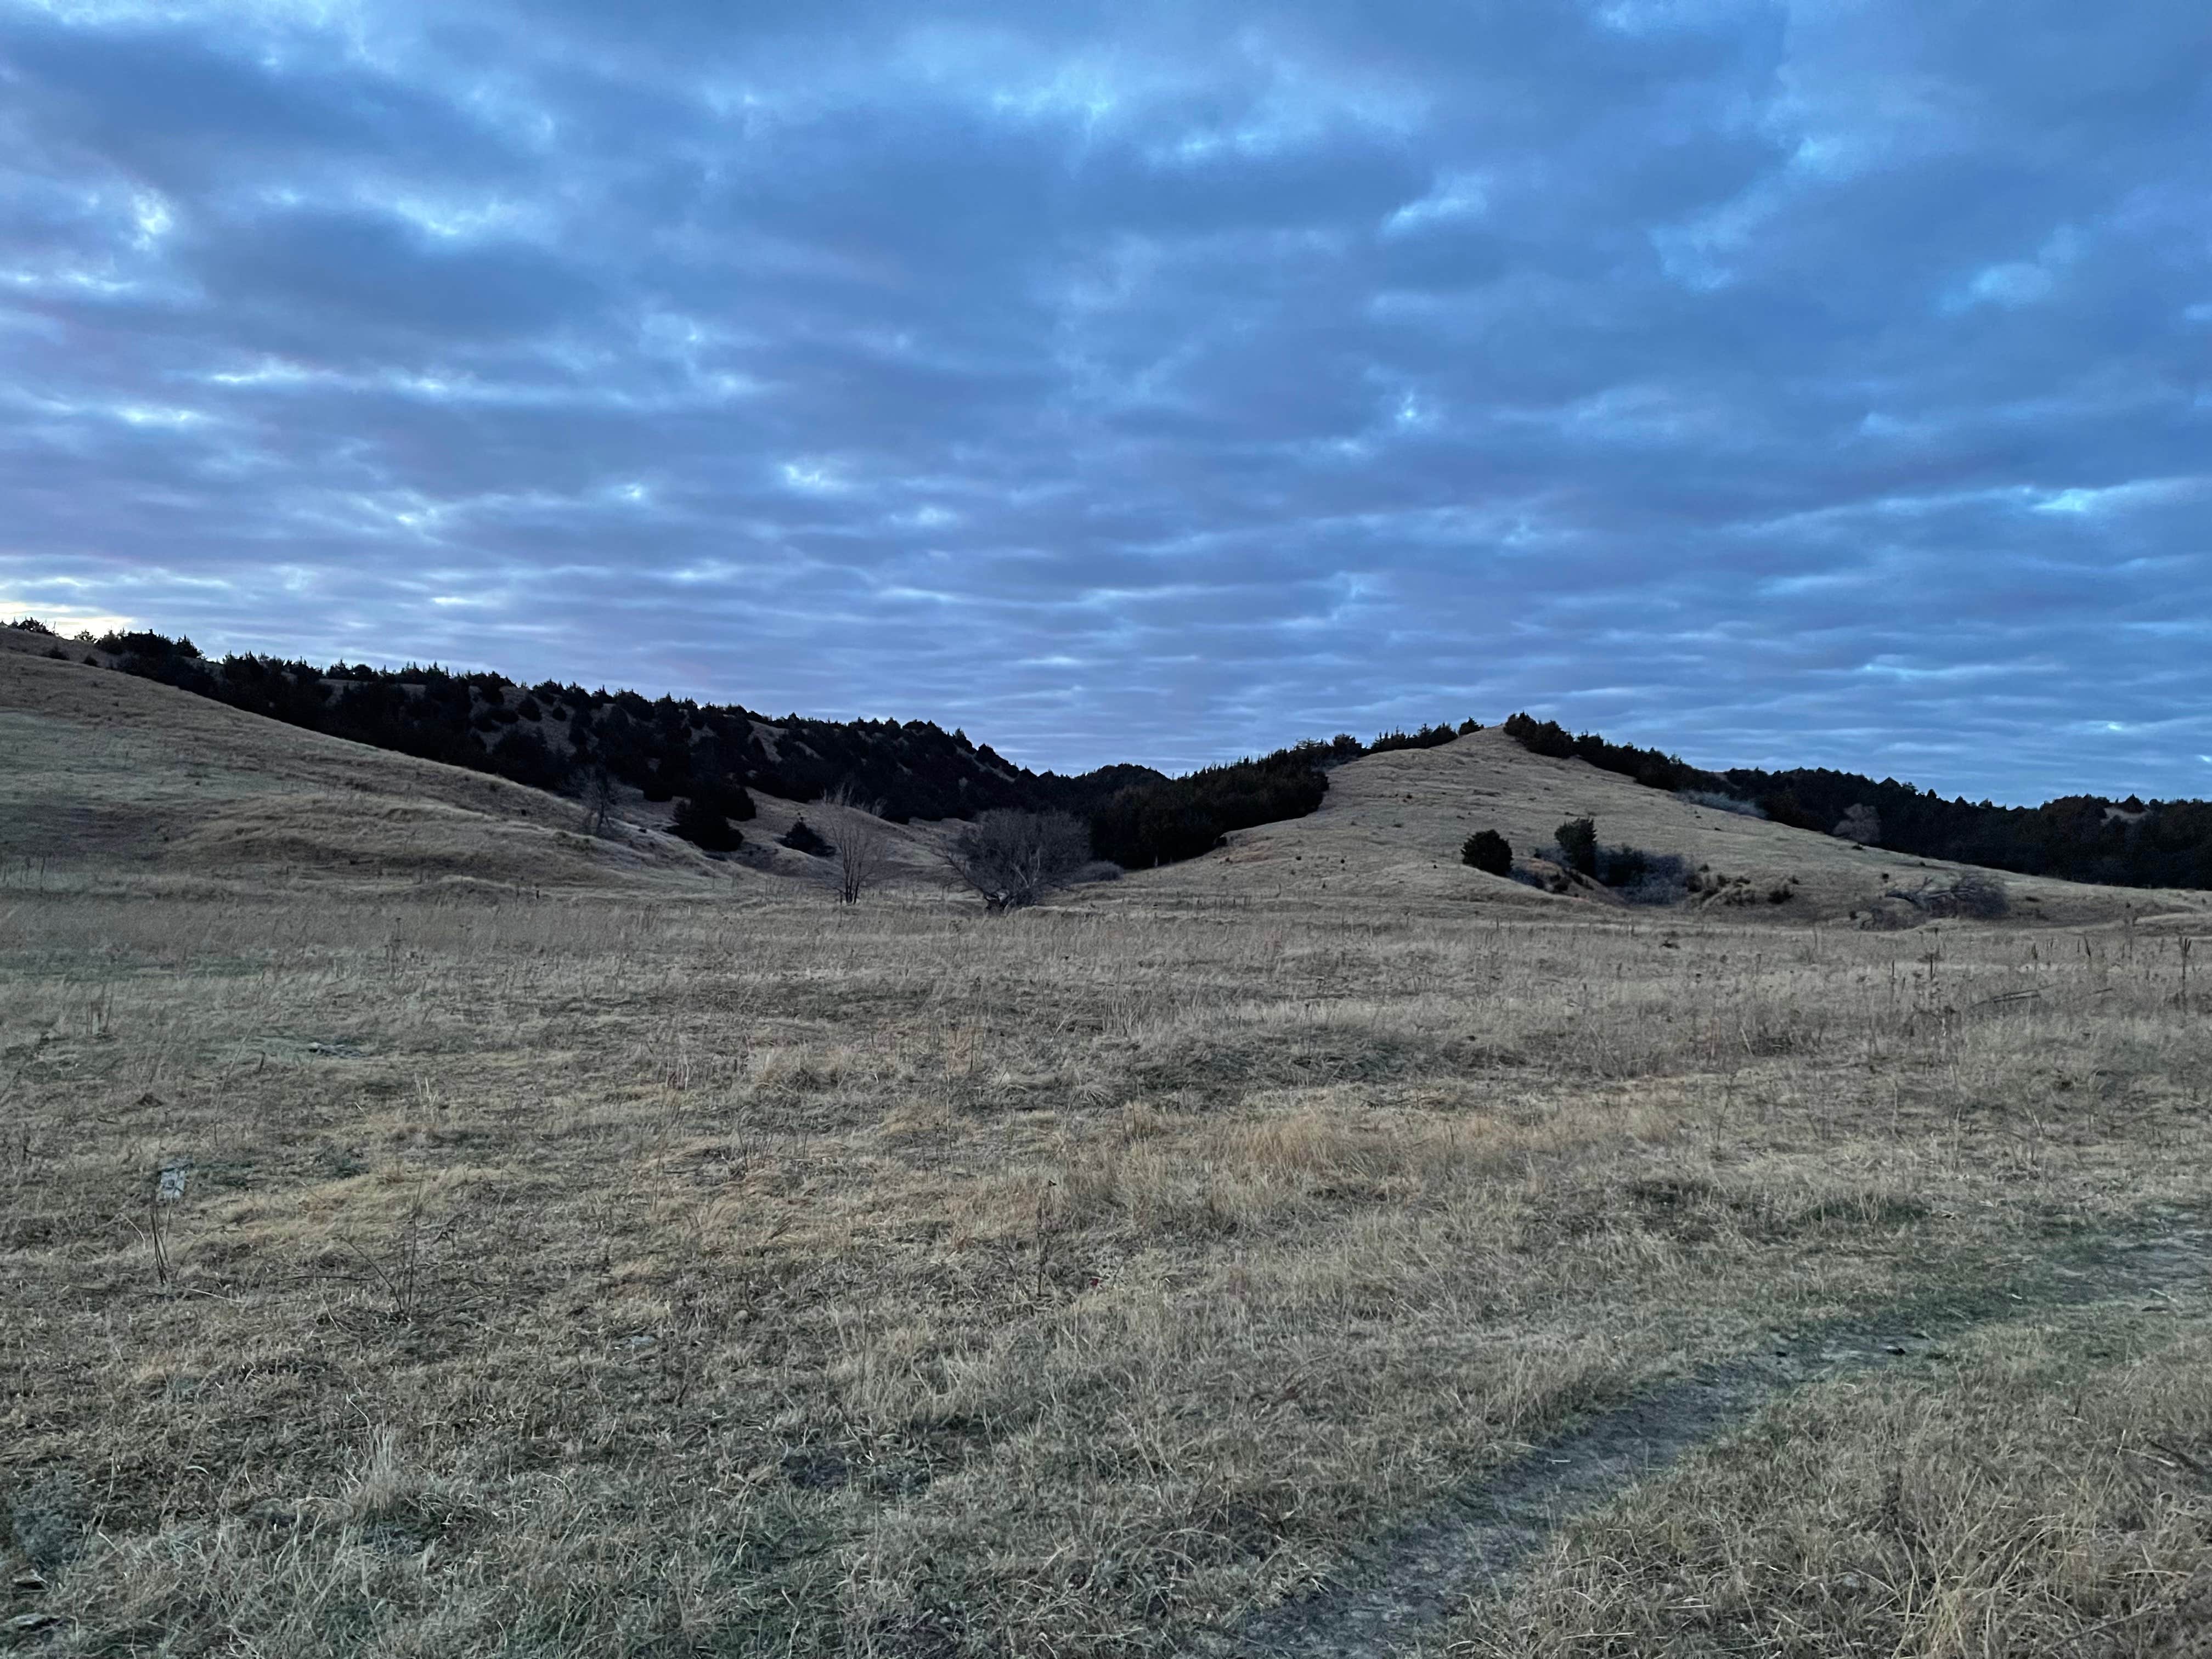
[22,621,1146,826]
[29,616,2210,890]
[1500,712,2212,891]
[16,617,1498,870]
[1089,746,1331,868]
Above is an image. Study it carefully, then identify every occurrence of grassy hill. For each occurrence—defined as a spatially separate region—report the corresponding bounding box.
[0,618,1158,830]
[0,634,993,900]
[1124,727,2212,929]
[14,619,2208,930]
[20,614,2212,906]
[15,618,2209,929]
[0,640,766,891]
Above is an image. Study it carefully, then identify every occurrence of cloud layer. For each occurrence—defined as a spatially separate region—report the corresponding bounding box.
[3,0,2207,799]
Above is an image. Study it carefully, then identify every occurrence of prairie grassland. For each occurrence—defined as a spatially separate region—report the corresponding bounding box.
[3,876,2209,1656]
[1445,1307,2212,1657]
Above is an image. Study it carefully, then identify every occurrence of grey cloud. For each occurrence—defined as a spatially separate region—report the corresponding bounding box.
[184,206,605,346]
[0,12,517,190]
[1,0,2208,798]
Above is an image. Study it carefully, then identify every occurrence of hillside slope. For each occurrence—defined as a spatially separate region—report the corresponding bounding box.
[0,619,1159,826]
[0,646,716,889]
[1123,729,2212,928]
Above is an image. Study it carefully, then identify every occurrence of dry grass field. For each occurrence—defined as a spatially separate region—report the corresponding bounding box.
[5,662,2212,1656]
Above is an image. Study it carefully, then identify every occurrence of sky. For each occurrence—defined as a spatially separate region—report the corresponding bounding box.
[2,1,2208,801]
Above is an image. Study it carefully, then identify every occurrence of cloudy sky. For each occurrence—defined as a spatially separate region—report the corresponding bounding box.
[3,1,2207,799]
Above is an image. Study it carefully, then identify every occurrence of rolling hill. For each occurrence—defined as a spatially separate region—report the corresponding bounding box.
[0,631,984,896]
[10,618,2207,926]
[0,618,1157,827]
[0,643,696,889]
[1120,727,2212,928]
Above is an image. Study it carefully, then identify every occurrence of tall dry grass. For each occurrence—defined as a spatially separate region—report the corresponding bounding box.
[3,882,2208,1654]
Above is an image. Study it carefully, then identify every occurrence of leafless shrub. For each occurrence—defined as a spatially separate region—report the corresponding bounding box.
[316,1193,481,1328]
[1889,870,2011,920]
[818,786,894,905]
[1832,802,1882,843]
[1678,788,1766,819]
[1618,853,1694,906]
[1938,870,2010,919]
[580,766,620,838]
[943,809,1090,910]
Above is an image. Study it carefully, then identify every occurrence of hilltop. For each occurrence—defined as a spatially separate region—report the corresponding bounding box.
[1126,726,2212,929]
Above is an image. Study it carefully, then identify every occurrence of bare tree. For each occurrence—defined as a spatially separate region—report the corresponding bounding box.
[943,810,1090,911]
[1937,870,2010,919]
[1884,870,2010,921]
[819,785,893,905]
[580,766,621,838]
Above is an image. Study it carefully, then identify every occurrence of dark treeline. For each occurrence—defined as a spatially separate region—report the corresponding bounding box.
[1090,747,1331,867]
[15,618,1481,870]
[1500,712,2212,891]
[1087,720,1486,867]
[31,622,1140,827]
[1499,712,1712,791]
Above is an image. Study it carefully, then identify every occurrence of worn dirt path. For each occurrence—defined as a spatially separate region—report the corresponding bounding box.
[1224,1223,2212,1658]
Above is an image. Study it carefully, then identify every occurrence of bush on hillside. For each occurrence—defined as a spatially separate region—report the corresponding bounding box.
[672,794,746,853]
[1506,713,1578,760]
[1595,842,1647,887]
[1503,712,1709,792]
[1753,789,1829,833]
[686,777,756,822]
[1832,802,1882,844]
[1611,850,1693,905]
[779,817,833,857]
[1554,817,1598,877]
[1462,830,1513,876]
[488,728,569,792]
[1541,817,1693,904]
[1277,735,1367,771]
